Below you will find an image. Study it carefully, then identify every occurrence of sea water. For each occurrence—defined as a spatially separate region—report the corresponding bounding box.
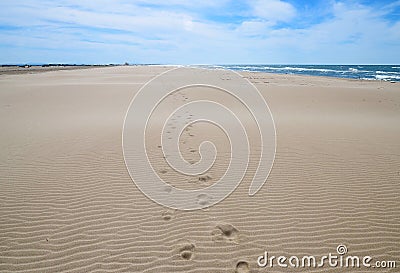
[202,65,400,82]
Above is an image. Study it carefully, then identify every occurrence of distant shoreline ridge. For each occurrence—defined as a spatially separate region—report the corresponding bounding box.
[1,63,399,82]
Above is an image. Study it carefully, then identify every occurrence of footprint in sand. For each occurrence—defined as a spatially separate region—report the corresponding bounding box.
[198,174,212,184]
[163,185,173,193]
[212,223,240,244]
[235,261,250,273]
[177,241,195,260]
[221,75,232,81]
[161,210,175,221]
[196,193,212,206]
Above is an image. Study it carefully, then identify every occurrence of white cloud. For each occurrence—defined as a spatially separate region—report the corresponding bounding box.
[245,1,400,64]
[133,0,230,8]
[0,1,399,64]
[236,20,274,37]
[249,0,296,23]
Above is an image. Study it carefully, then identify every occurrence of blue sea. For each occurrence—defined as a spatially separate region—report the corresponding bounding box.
[202,65,400,82]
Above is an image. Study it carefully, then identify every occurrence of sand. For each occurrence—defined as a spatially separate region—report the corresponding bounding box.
[0,65,113,75]
[0,66,399,272]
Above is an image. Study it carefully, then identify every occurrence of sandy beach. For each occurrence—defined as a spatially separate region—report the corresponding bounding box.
[0,66,399,272]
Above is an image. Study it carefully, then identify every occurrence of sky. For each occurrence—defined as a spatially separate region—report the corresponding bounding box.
[0,0,399,64]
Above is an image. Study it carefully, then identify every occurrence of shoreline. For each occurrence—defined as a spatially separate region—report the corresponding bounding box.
[1,64,399,85]
[241,70,400,83]
[0,65,116,75]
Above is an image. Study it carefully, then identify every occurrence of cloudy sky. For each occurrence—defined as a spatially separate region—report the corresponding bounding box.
[0,0,399,64]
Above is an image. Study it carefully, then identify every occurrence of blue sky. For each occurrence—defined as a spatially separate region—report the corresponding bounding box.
[0,0,399,64]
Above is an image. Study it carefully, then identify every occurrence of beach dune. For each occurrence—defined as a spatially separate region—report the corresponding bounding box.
[0,66,399,272]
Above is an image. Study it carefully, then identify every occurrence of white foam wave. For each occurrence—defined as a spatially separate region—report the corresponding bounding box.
[375,74,400,80]
[206,65,399,82]
[261,66,338,73]
[376,70,400,75]
[285,67,337,73]
[229,65,260,70]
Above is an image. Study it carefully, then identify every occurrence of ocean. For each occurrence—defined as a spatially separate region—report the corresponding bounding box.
[201,65,400,82]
